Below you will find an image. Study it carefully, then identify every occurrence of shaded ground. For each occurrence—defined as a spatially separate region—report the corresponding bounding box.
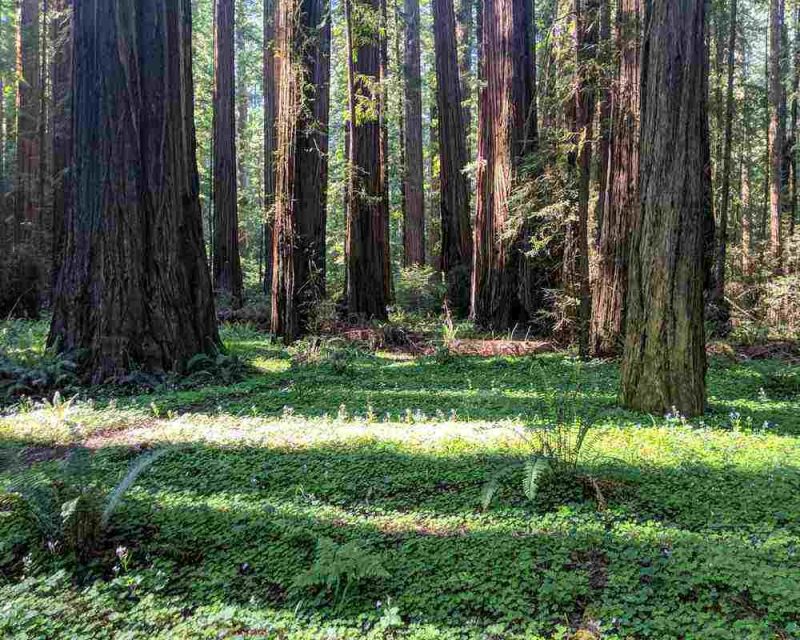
[1,322,799,639]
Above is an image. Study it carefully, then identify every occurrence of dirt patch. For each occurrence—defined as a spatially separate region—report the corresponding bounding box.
[448,339,558,357]
[20,445,71,467]
[707,340,800,364]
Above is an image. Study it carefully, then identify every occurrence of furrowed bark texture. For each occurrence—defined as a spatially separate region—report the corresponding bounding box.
[49,0,220,383]
[263,0,276,294]
[15,0,41,247]
[590,0,639,356]
[620,0,710,417]
[403,0,425,265]
[213,0,243,307]
[433,0,473,314]
[345,0,388,320]
[471,0,534,331]
[271,0,331,341]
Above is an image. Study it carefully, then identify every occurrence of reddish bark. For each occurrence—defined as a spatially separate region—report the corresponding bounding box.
[213,0,244,308]
[49,0,219,382]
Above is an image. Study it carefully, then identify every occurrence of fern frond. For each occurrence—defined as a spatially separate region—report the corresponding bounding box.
[101,448,169,529]
[522,457,550,501]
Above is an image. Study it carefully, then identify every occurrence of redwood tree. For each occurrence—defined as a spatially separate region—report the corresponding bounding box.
[271,0,331,341]
[263,0,276,294]
[433,0,472,314]
[51,0,71,288]
[344,0,388,320]
[402,0,425,265]
[709,0,736,330]
[590,0,640,356]
[768,0,784,268]
[15,0,41,247]
[213,0,244,308]
[50,0,219,382]
[620,0,711,417]
[471,0,534,330]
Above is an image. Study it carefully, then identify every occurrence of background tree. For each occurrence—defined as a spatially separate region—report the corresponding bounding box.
[271,0,331,340]
[433,0,472,314]
[345,0,389,319]
[768,0,784,268]
[263,0,276,294]
[621,0,711,417]
[402,0,425,265]
[471,0,534,330]
[213,0,244,307]
[590,0,640,356]
[50,0,220,382]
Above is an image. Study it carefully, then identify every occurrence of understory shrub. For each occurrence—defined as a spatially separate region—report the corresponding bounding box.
[394,266,446,316]
[0,448,168,571]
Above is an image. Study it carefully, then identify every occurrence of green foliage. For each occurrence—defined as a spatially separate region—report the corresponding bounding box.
[1,447,169,569]
[1,321,800,638]
[292,537,389,607]
[184,350,249,387]
[394,266,446,316]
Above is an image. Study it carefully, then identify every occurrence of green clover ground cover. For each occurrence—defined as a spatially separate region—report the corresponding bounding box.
[1,322,799,639]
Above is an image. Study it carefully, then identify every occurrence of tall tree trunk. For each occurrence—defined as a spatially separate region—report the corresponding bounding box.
[455,0,473,150]
[471,0,534,330]
[271,0,331,341]
[15,0,41,248]
[50,0,220,382]
[621,0,710,417]
[791,0,799,246]
[236,1,249,192]
[433,0,472,314]
[710,0,736,330]
[593,0,611,246]
[590,0,639,356]
[344,0,388,319]
[741,150,753,276]
[213,0,244,308]
[380,0,393,301]
[50,0,71,290]
[402,0,425,265]
[769,0,785,269]
[263,0,276,295]
[573,0,596,360]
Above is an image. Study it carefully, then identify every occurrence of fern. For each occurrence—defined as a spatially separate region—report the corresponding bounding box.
[293,537,388,606]
[101,448,169,529]
[522,457,550,501]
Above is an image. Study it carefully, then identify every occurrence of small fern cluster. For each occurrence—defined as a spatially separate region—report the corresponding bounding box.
[1,448,167,570]
[292,537,389,607]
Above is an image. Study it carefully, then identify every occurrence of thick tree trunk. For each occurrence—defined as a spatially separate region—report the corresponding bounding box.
[263,0,276,295]
[213,0,244,308]
[621,0,710,417]
[15,0,41,248]
[51,0,71,290]
[590,0,639,356]
[471,0,534,330]
[271,0,331,341]
[402,0,425,265]
[710,0,736,329]
[433,0,473,314]
[380,0,393,302]
[49,0,219,383]
[768,0,784,269]
[344,0,388,320]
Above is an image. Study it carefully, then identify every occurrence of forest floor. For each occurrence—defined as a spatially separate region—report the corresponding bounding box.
[1,321,799,639]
